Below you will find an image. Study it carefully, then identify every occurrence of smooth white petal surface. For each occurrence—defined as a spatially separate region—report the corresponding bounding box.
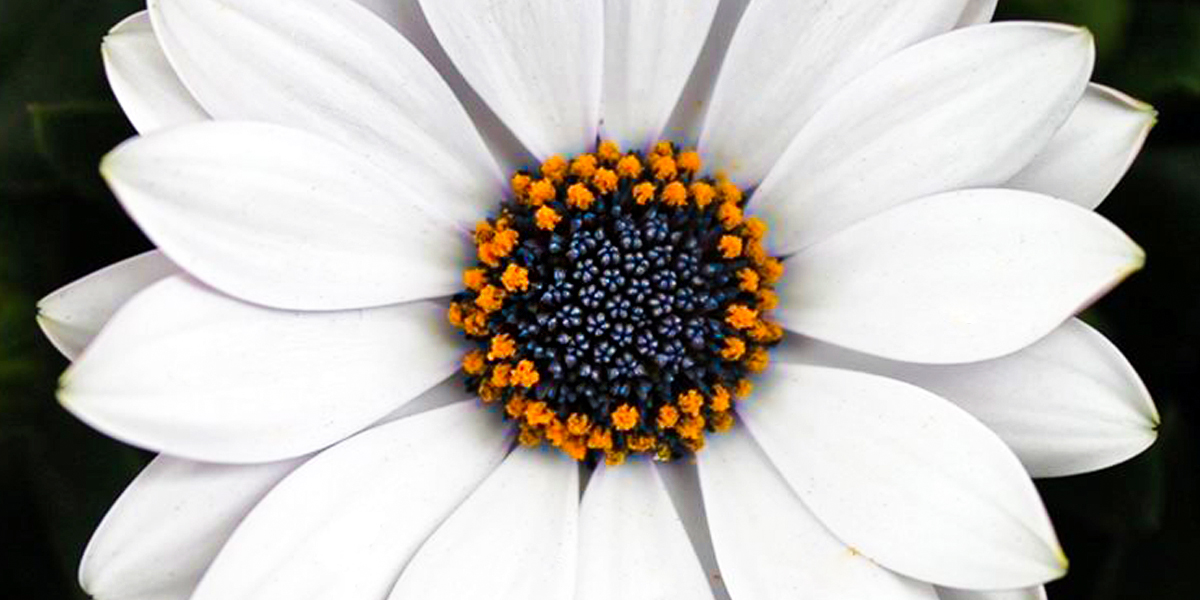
[351,0,404,27]
[419,0,603,159]
[102,11,206,133]
[389,447,578,600]
[778,319,1160,477]
[742,364,1066,589]
[150,0,500,227]
[657,461,732,600]
[957,0,998,26]
[939,587,1048,600]
[80,455,302,600]
[192,402,510,600]
[754,22,1094,253]
[602,0,719,152]
[576,460,714,600]
[701,0,968,186]
[660,0,751,145]
[778,189,1144,363]
[1009,83,1157,209]
[37,250,177,361]
[103,121,463,311]
[699,427,937,600]
[59,275,462,463]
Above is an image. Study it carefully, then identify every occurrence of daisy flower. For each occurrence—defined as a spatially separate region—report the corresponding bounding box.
[37,1,1161,599]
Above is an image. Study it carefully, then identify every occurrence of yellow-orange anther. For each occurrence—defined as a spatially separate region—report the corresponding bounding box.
[711,385,732,412]
[757,288,779,311]
[562,437,588,460]
[718,235,743,258]
[490,363,512,387]
[745,239,768,266]
[611,404,639,431]
[587,427,613,451]
[528,179,556,206]
[737,268,760,292]
[463,268,488,291]
[545,418,568,446]
[726,304,758,330]
[657,405,680,429]
[678,389,704,416]
[662,181,688,207]
[541,155,568,183]
[628,435,654,452]
[735,379,754,398]
[718,202,743,230]
[677,415,705,440]
[464,311,489,337]
[683,435,706,453]
[711,411,734,432]
[570,154,598,179]
[750,320,784,344]
[721,337,746,360]
[518,426,541,447]
[492,228,518,255]
[616,155,643,179]
[488,333,516,360]
[511,173,531,198]
[653,156,678,181]
[605,450,627,466]
[535,205,562,231]
[566,413,591,436]
[592,168,618,194]
[677,150,701,174]
[462,350,487,375]
[475,285,506,313]
[717,181,743,204]
[474,221,495,245]
[501,263,530,292]
[745,347,770,373]
[597,140,621,163]
[512,359,540,387]
[633,182,657,205]
[760,257,784,284]
[689,182,716,207]
[743,216,768,240]
[653,141,674,157]
[524,401,555,426]
[505,393,528,417]
[567,183,596,210]
[447,302,466,328]
[479,381,500,403]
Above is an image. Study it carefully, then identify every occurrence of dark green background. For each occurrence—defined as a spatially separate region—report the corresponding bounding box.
[1,1,1196,598]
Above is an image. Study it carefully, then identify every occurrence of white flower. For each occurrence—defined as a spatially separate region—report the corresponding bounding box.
[36,1,1160,600]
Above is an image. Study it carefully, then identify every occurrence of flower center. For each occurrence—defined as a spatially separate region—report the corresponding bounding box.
[448,141,783,464]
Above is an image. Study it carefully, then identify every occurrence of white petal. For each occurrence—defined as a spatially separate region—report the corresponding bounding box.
[80,455,302,600]
[698,427,937,600]
[602,0,719,151]
[656,460,732,600]
[149,0,500,227]
[350,0,405,27]
[37,250,177,361]
[939,587,1048,600]
[1008,83,1157,209]
[576,460,714,600]
[754,22,1094,253]
[59,275,462,463]
[742,363,1066,589]
[102,11,206,133]
[700,0,968,185]
[389,447,578,600]
[192,402,510,600]
[660,0,751,146]
[778,188,1144,364]
[778,319,1160,478]
[419,0,603,159]
[103,121,463,311]
[957,0,998,26]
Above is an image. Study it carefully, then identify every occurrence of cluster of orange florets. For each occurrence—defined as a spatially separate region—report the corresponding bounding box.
[448,140,783,464]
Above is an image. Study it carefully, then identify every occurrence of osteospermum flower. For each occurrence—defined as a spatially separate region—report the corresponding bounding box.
[36,0,1162,598]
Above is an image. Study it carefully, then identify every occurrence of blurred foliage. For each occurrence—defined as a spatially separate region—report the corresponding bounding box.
[0,0,1197,599]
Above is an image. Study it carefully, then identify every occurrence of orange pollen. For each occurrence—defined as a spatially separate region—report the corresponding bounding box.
[447,302,466,328]
[678,415,706,440]
[510,173,531,198]
[757,288,779,311]
[463,268,488,291]
[718,235,743,259]
[518,426,541,447]
[500,264,529,292]
[545,418,568,446]
[657,405,680,429]
[592,168,618,194]
[488,333,516,360]
[473,221,495,245]
[744,216,768,240]
[475,285,506,313]
[524,401,555,426]
[633,182,657,205]
[540,155,568,183]
[678,389,704,416]
[745,347,770,373]
[677,151,702,173]
[528,179,557,206]
[726,304,758,329]
[605,450,627,466]
[587,428,614,451]
[721,337,746,360]
[653,141,674,156]
[511,359,540,387]
[490,363,512,387]
[567,183,596,210]
[566,413,592,436]
[760,257,784,284]
[718,202,743,230]
[505,393,528,417]
[570,154,598,179]
[479,381,500,403]
[611,404,639,431]
[597,140,622,164]
[562,437,588,460]
[690,182,716,207]
[627,435,655,452]
[735,379,754,398]
[462,350,487,375]
[718,181,743,204]
[616,155,643,178]
[712,411,735,432]
[737,268,760,292]
[653,156,678,181]
[662,181,688,207]
[711,385,732,412]
[535,205,562,231]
